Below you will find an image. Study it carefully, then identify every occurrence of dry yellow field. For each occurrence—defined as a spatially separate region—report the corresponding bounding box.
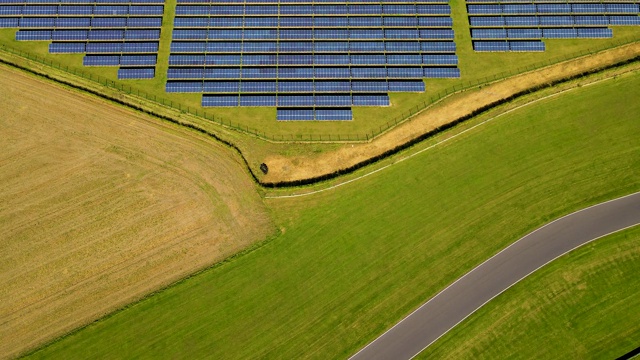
[0,65,275,358]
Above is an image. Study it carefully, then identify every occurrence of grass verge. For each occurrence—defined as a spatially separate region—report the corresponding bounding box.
[24,66,640,359]
[418,225,640,360]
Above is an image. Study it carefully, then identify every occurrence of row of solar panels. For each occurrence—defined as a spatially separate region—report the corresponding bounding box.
[0,5,163,15]
[180,0,448,3]
[167,79,426,92]
[0,0,162,3]
[471,27,613,38]
[176,4,451,15]
[170,41,456,53]
[276,108,352,121]
[173,29,455,40]
[82,53,156,65]
[174,16,454,28]
[201,93,390,106]
[118,66,155,78]
[167,66,460,79]
[473,40,546,51]
[15,28,160,39]
[470,15,640,26]
[468,3,640,14]
[169,54,458,66]
[467,0,639,3]
[0,17,161,27]
[49,41,158,52]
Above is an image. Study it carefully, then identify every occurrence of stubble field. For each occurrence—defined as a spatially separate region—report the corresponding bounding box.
[0,65,275,358]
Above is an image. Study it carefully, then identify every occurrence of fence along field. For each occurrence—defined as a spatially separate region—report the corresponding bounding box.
[0,65,275,358]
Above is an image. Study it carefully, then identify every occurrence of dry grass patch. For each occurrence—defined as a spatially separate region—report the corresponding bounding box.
[0,65,275,358]
[263,42,640,183]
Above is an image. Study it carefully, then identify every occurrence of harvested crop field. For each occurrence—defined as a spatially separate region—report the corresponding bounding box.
[0,65,275,358]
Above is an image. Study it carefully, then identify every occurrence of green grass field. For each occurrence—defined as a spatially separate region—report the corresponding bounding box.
[418,225,640,360]
[25,68,640,358]
[0,0,638,138]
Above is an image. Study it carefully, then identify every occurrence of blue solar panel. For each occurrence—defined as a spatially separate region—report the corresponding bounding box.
[278,95,314,107]
[609,15,640,26]
[128,17,162,28]
[314,109,352,121]
[542,28,579,38]
[315,80,351,92]
[352,94,390,106]
[167,81,203,93]
[421,41,456,52]
[240,81,277,93]
[507,28,543,39]
[56,17,91,28]
[277,109,315,121]
[574,16,609,26]
[122,42,159,53]
[88,29,123,40]
[16,29,51,40]
[91,17,126,28]
[473,40,509,51]
[204,81,240,92]
[83,55,120,66]
[388,67,424,78]
[351,80,389,92]
[278,81,314,93]
[49,41,86,53]
[118,67,155,80]
[388,80,425,92]
[576,27,613,38]
[205,68,241,79]
[240,95,277,106]
[120,54,157,66]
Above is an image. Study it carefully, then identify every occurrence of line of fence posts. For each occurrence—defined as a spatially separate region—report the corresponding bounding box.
[0,36,634,142]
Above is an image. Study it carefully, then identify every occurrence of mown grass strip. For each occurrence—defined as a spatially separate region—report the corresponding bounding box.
[418,225,640,360]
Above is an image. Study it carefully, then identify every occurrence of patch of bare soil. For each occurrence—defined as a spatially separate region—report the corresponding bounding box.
[0,66,274,358]
[263,42,640,183]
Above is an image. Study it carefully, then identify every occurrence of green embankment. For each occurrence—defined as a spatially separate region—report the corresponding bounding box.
[27,71,640,359]
[418,225,640,360]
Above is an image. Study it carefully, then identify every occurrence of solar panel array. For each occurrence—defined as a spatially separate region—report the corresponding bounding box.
[0,0,164,79]
[467,0,640,52]
[167,0,461,120]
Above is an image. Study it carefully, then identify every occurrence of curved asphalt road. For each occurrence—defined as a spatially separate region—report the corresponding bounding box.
[350,191,640,360]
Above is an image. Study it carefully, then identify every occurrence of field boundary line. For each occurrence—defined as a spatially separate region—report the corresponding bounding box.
[264,71,632,199]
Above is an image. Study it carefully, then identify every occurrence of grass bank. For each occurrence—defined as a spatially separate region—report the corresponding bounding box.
[418,225,640,359]
[26,65,640,360]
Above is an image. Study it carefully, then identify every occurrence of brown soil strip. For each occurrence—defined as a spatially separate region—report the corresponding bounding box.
[0,65,275,358]
[262,42,640,183]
